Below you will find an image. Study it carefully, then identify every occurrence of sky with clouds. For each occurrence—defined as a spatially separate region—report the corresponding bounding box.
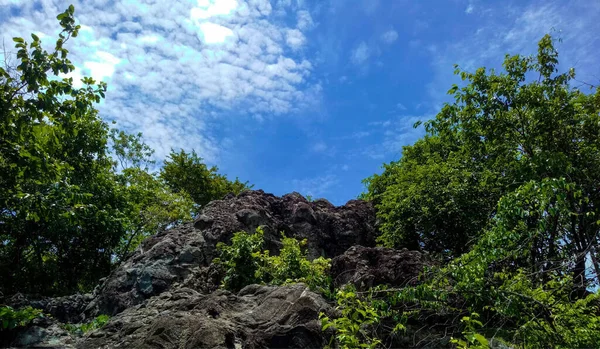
[1,0,598,205]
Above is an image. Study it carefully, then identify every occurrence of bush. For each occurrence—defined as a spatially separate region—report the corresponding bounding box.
[215,228,266,291]
[214,228,332,294]
[0,306,44,330]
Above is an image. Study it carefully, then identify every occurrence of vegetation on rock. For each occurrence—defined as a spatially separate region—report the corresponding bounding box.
[0,306,44,330]
[62,314,110,335]
[215,227,332,294]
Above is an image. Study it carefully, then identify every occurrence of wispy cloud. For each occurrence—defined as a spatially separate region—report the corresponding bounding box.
[425,0,600,111]
[311,141,328,153]
[290,174,339,198]
[0,0,320,162]
[465,2,474,14]
[381,29,398,44]
[350,41,370,65]
[360,115,427,159]
[296,10,314,30]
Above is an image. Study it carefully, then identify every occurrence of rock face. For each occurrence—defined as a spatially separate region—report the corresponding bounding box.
[86,190,377,317]
[330,246,426,291]
[7,293,94,324]
[3,190,385,348]
[80,284,334,349]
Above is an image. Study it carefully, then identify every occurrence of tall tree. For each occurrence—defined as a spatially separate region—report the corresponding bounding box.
[366,35,600,279]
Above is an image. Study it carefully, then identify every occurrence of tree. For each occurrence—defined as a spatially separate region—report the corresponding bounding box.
[0,6,128,295]
[364,135,500,257]
[363,35,600,347]
[366,35,600,272]
[109,130,195,261]
[160,149,251,209]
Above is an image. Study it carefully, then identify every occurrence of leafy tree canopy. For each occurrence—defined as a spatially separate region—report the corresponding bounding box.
[359,34,600,347]
[0,6,249,296]
[160,149,252,209]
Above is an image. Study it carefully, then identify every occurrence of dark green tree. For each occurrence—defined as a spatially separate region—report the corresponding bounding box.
[365,35,600,272]
[160,149,251,209]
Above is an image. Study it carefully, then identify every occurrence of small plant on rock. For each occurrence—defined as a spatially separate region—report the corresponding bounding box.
[62,314,110,335]
[319,286,384,349]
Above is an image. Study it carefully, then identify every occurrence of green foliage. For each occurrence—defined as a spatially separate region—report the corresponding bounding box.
[110,129,155,171]
[109,131,196,260]
[160,149,252,209]
[450,313,488,349]
[114,167,196,260]
[320,286,406,349]
[215,227,266,291]
[364,137,499,256]
[0,6,233,296]
[62,314,110,335]
[0,6,129,295]
[0,306,44,330]
[263,233,333,297]
[362,34,600,348]
[214,228,332,294]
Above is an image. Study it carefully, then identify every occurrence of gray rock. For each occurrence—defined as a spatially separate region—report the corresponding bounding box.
[77,284,334,349]
[330,245,427,290]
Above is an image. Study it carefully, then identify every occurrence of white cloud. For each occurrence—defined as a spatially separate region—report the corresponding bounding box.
[190,0,238,20]
[197,22,235,44]
[381,29,398,44]
[83,51,121,81]
[291,174,339,198]
[297,10,313,30]
[311,141,328,153]
[285,28,306,49]
[465,4,474,14]
[0,0,319,162]
[350,41,370,65]
[396,103,407,110]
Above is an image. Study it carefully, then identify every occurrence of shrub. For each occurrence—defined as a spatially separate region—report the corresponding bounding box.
[215,227,266,291]
[0,306,44,330]
[214,228,332,294]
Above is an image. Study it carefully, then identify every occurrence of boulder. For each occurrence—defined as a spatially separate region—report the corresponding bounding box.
[330,246,427,290]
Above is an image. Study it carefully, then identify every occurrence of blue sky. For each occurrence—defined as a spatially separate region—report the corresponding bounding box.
[1,0,599,205]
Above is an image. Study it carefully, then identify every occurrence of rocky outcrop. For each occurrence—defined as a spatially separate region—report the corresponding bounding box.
[85,190,376,317]
[79,284,334,349]
[330,246,426,290]
[3,190,392,348]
